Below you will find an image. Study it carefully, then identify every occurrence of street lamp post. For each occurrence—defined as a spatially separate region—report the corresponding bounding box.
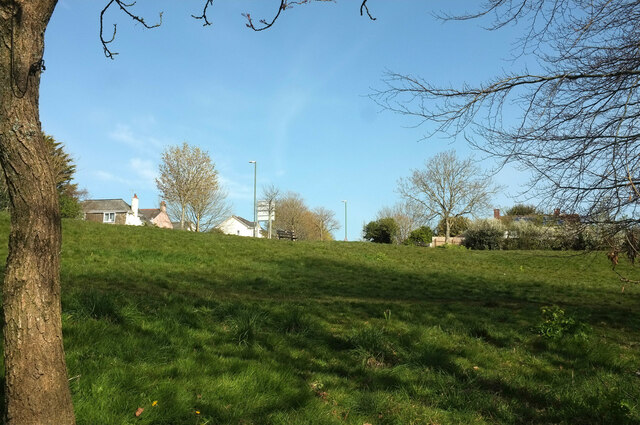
[342,200,347,241]
[249,160,257,237]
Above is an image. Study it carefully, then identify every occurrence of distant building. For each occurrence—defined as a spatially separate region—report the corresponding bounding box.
[81,195,143,226]
[217,215,262,237]
[82,195,172,228]
[139,201,172,229]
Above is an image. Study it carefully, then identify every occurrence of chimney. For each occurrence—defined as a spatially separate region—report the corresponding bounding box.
[131,194,139,217]
[493,208,500,219]
[160,201,166,213]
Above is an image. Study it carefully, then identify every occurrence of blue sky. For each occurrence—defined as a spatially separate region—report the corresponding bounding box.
[41,1,531,240]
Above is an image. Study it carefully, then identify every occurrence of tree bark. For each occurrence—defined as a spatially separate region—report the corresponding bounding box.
[0,1,76,424]
[445,217,451,244]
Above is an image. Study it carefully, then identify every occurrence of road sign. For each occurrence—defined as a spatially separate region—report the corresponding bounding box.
[257,200,275,221]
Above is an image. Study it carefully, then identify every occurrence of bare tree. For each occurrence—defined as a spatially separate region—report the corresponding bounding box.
[0,2,374,423]
[261,183,280,238]
[376,201,426,244]
[398,150,498,243]
[373,1,640,271]
[312,206,340,241]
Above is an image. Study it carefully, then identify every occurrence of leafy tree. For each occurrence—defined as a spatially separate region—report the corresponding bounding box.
[506,204,540,217]
[405,225,433,246]
[363,217,398,244]
[186,177,231,232]
[157,143,228,232]
[44,134,85,218]
[436,216,470,237]
[273,191,314,240]
[398,150,497,243]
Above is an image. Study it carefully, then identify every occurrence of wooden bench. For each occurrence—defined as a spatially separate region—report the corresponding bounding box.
[276,229,297,241]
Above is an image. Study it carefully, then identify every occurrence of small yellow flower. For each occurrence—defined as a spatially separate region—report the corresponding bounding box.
[152,401,158,407]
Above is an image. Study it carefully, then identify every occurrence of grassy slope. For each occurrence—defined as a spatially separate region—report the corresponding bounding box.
[0,213,639,424]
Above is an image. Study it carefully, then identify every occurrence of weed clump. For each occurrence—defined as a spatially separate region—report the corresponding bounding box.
[349,325,396,367]
[229,308,265,346]
[535,305,590,340]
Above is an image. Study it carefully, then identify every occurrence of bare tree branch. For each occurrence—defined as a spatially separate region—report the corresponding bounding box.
[100,0,162,59]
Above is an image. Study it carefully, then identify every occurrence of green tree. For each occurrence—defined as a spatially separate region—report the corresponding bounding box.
[44,134,85,218]
[363,217,398,244]
[506,204,540,217]
[436,216,470,237]
[157,142,229,231]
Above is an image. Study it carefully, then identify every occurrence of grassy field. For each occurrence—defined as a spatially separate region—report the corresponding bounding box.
[0,213,639,424]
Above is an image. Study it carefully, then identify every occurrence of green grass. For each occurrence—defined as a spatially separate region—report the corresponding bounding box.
[1,213,639,424]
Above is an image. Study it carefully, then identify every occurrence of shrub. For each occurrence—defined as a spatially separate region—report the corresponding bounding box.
[463,219,504,250]
[59,192,83,219]
[363,217,398,244]
[405,226,433,246]
[503,220,547,250]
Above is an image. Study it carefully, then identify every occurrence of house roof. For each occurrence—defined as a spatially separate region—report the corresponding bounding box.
[139,208,161,220]
[82,199,131,214]
[232,215,256,228]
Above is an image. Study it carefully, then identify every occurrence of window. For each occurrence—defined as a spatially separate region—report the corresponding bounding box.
[103,212,115,223]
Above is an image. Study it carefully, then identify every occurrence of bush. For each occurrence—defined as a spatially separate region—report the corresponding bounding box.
[363,217,398,244]
[463,219,504,250]
[503,220,547,250]
[405,226,433,246]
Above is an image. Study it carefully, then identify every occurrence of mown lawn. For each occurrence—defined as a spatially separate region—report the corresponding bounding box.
[1,214,639,424]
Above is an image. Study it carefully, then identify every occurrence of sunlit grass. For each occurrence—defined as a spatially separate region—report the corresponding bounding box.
[1,213,639,424]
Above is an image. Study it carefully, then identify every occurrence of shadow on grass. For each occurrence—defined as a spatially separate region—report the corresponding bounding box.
[0,235,638,424]
[50,251,640,424]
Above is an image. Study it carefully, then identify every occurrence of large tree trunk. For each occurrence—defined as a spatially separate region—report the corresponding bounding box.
[0,1,76,424]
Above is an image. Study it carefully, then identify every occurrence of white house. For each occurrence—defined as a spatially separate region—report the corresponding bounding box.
[217,215,262,237]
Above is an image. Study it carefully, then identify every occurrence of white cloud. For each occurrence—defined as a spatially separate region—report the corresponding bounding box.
[130,157,157,184]
[94,170,129,185]
[219,175,252,201]
[109,124,163,155]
